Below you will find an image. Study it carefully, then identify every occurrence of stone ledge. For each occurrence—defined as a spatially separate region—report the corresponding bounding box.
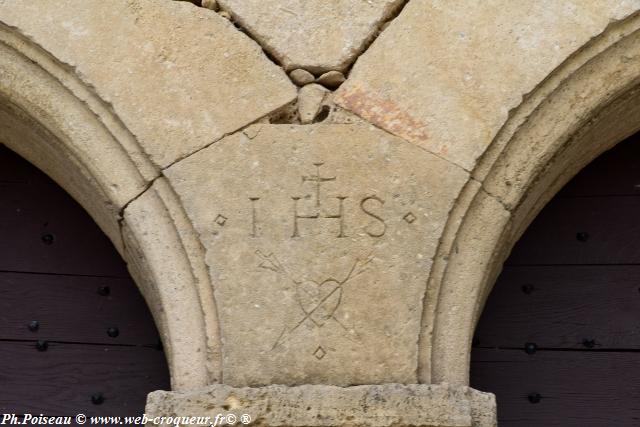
[145,383,496,427]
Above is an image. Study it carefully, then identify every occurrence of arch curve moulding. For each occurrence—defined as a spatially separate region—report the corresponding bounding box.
[0,15,214,392]
[430,11,640,387]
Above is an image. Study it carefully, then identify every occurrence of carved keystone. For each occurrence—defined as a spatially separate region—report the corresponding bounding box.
[164,124,468,386]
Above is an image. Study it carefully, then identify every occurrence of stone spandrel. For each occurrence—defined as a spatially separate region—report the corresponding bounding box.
[335,0,640,171]
[164,124,468,386]
[216,0,405,73]
[0,0,296,168]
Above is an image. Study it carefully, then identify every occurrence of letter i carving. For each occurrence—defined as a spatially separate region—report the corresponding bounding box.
[324,196,348,238]
[250,197,260,237]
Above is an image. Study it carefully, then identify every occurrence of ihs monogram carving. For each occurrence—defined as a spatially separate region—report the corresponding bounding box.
[218,162,417,240]
[237,161,417,359]
[164,125,467,386]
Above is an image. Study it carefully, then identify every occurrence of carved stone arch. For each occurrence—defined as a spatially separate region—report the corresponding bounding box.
[6,0,640,425]
[0,21,211,391]
[429,11,640,386]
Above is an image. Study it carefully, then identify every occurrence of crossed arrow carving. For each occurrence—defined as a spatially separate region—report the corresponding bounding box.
[255,249,374,350]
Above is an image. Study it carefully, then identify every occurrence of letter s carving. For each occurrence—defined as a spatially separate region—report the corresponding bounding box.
[360,195,386,238]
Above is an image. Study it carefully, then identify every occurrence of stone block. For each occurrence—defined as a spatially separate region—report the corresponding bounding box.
[164,124,468,387]
[0,0,296,168]
[217,0,405,73]
[335,0,640,170]
[146,383,496,427]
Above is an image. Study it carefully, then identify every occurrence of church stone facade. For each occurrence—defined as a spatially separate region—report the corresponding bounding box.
[1,0,639,425]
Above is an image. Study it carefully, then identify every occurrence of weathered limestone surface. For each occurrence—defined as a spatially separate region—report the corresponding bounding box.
[0,0,296,168]
[5,0,640,423]
[164,124,468,387]
[216,0,405,73]
[335,0,640,170]
[146,383,497,427]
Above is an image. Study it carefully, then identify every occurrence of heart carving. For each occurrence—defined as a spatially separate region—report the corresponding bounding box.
[296,279,342,327]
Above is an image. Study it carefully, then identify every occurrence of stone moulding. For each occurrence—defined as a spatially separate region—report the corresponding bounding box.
[146,383,496,427]
[0,22,154,250]
[429,12,640,386]
[122,179,216,390]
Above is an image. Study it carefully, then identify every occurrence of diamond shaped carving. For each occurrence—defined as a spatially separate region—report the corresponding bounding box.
[313,346,327,360]
[403,212,416,224]
[215,214,228,226]
[217,0,405,73]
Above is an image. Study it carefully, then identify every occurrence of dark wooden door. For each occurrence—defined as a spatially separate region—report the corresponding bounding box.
[0,145,170,417]
[471,133,640,425]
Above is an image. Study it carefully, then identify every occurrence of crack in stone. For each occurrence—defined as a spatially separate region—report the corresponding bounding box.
[118,173,161,219]
[168,0,457,163]
[340,0,410,78]
[163,1,467,178]
[172,0,410,126]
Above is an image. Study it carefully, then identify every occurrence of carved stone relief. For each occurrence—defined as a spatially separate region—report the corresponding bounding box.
[164,124,468,386]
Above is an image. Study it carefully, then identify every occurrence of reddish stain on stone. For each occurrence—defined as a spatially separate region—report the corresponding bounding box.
[335,85,429,145]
